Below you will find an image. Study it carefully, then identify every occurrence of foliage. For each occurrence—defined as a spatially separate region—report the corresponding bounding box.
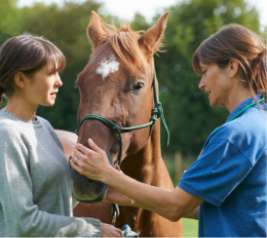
[0,0,264,157]
[0,0,22,35]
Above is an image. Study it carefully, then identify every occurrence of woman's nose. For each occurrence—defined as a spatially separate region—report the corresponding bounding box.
[55,74,63,87]
[198,77,205,90]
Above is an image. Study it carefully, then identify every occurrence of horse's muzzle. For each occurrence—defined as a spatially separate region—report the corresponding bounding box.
[71,153,112,203]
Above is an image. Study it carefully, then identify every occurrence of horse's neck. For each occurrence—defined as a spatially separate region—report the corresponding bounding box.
[122,121,173,188]
[118,121,175,232]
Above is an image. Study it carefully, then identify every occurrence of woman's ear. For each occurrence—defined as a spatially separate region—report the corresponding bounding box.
[228,59,239,78]
[14,72,27,89]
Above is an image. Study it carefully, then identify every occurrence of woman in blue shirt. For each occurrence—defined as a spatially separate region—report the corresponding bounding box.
[70,24,267,237]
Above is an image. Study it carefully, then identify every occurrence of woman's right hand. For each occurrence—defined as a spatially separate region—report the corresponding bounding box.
[70,138,114,182]
[101,222,122,237]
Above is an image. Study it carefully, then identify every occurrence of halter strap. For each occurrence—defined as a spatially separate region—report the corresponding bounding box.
[77,69,170,166]
[78,72,170,139]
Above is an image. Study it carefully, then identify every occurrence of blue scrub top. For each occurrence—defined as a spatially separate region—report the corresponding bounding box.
[179,96,267,237]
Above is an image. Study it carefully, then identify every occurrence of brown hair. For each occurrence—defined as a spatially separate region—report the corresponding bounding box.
[192,24,267,96]
[0,34,65,99]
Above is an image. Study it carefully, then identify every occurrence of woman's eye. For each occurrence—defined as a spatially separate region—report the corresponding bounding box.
[132,80,145,91]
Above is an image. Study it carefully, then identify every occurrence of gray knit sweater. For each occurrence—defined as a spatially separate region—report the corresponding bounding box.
[0,109,101,237]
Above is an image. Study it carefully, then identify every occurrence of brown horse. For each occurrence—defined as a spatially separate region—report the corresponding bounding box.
[70,11,182,236]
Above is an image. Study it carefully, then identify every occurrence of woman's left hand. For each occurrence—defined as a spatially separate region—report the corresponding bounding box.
[70,138,113,182]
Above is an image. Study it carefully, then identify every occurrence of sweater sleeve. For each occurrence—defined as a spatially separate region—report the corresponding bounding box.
[0,127,101,237]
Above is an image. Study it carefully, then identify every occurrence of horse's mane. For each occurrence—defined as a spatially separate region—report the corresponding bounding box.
[106,26,148,76]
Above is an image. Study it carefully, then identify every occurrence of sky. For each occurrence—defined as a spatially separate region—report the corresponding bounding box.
[18,0,267,27]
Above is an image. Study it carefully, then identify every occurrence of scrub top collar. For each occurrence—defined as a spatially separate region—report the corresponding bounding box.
[226,94,262,122]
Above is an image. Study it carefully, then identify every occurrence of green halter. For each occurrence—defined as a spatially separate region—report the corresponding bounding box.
[77,71,170,166]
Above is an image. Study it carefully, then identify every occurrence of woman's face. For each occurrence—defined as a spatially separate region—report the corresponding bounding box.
[22,63,63,107]
[198,63,232,108]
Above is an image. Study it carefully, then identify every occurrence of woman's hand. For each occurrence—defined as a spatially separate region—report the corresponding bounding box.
[70,138,114,182]
[100,222,122,237]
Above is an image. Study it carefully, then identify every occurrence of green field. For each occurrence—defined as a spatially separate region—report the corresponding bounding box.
[182,218,198,237]
[165,157,198,236]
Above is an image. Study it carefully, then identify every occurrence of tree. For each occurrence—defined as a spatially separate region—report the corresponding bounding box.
[0,0,22,43]
[0,0,263,158]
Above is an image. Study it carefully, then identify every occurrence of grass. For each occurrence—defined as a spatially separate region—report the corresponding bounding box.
[165,155,198,237]
[182,218,198,237]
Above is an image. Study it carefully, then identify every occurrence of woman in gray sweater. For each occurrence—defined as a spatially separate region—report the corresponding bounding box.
[0,34,121,237]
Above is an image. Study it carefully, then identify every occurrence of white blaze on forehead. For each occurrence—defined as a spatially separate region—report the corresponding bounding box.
[96,55,120,80]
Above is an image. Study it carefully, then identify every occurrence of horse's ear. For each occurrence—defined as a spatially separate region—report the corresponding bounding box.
[87,11,110,48]
[139,12,168,56]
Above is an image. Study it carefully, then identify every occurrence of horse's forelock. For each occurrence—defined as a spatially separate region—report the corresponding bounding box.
[108,27,148,76]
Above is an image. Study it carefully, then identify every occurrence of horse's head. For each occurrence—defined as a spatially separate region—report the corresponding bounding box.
[72,11,168,202]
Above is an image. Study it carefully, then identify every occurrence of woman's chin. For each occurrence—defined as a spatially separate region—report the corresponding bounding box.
[42,100,56,107]
[209,99,218,108]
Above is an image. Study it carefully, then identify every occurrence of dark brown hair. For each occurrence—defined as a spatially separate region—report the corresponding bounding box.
[192,24,267,95]
[0,34,65,98]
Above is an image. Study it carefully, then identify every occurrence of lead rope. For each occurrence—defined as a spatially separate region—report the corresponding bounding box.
[153,70,171,146]
[111,203,120,225]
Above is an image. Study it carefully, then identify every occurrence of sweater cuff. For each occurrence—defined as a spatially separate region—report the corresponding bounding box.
[55,217,101,237]
[83,217,101,237]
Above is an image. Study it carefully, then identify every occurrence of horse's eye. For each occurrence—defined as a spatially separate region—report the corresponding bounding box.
[132,80,145,91]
